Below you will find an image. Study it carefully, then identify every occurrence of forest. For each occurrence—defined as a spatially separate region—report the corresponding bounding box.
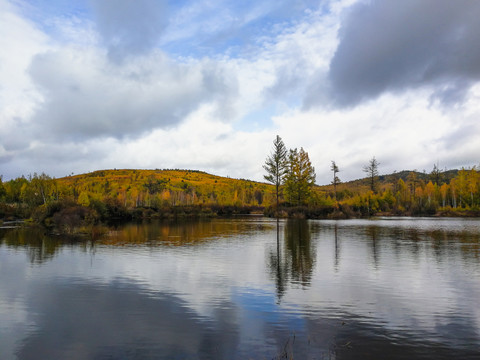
[1,136,480,235]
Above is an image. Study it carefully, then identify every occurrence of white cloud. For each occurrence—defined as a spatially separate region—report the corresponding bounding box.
[0,0,48,156]
[274,90,480,184]
[325,0,480,107]
[101,104,274,179]
[1,0,480,185]
[89,0,169,62]
[28,48,236,141]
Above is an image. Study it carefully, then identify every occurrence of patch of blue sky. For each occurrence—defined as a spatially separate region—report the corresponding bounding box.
[13,0,328,60]
[8,0,97,50]
[15,0,92,32]
[236,94,304,132]
[160,0,323,59]
[234,105,280,132]
[231,286,306,331]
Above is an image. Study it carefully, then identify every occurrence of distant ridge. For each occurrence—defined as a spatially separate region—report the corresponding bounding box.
[60,167,462,191]
[317,169,460,190]
[57,168,273,208]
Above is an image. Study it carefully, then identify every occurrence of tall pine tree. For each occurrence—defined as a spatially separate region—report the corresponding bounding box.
[363,156,379,192]
[331,161,341,203]
[263,135,288,209]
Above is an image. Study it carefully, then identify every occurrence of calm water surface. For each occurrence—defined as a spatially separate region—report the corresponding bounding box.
[1,217,479,359]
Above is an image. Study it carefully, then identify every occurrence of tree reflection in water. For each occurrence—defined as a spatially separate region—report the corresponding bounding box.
[285,219,315,286]
[334,223,341,272]
[2,218,480,359]
[0,227,89,265]
[269,219,316,302]
[365,225,379,269]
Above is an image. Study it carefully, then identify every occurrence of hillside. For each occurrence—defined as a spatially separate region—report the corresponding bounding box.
[57,167,477,218]
[57,169,274,208]
[2,166,479,227]
[318,169,460,194]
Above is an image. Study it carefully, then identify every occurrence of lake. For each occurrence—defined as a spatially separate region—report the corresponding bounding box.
[1,217,479,359]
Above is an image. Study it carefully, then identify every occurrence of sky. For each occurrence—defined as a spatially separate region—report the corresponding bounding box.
[1,0,480,185]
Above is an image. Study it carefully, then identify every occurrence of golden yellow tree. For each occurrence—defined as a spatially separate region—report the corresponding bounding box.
[284,148,316,206]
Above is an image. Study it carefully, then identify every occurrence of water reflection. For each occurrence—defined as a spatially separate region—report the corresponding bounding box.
[0,219,271,264]
[269,219,316,302]
[1,218,480,359]
[0,227,89,265]
[365,225,379,268]
[102,219,235,246]
[15,279,241,360]
[269,220,287,301]
[284,219,315,286]
[334,223,340,271]
[4,219,479,267]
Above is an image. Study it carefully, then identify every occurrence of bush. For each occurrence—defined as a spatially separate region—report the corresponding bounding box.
[32,199,77,225]
[89,198,108,219]
[52,206,97,234]
[103,197,130,220]
[0,203,23,220]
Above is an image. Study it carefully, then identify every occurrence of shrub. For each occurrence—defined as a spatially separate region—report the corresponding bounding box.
[52,206,97,234]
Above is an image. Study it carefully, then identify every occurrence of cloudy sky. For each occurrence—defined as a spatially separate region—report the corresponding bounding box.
[1,0,480,184]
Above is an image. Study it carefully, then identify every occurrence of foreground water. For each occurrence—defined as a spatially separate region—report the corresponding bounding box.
[1,217,479,359]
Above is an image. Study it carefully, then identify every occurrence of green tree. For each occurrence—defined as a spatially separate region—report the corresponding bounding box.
[30,173,56,205]
[330,161,341,203]
[5,177,28,203]
[284,148,316,206]
[430,163,442,185]
[407,171,418,202]
[263,135,288,209]
[363,156,379,192]
[17,173,56,208]
[0,175,6,201]
[395,178,408,207]
[143,175,169,195]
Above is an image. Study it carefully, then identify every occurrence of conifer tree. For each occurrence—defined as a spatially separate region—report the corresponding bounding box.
[363,157,379,192]
[331,161,341,203]
[263,135,288,208]
[430,163,442,185]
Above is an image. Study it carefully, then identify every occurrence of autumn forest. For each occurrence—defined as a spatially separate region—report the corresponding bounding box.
[1,136,480,234]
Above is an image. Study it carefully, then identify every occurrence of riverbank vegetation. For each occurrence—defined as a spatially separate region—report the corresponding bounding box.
[0,170,272,234]
[1,141,480,234]
[262,136,480,219]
